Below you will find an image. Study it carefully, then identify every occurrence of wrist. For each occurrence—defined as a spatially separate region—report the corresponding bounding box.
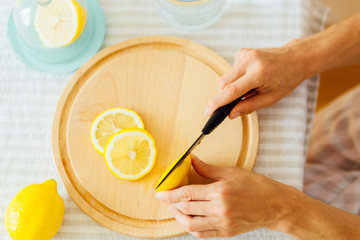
[266,184,304,234]
[283,38,328,80]
[270,185,360,240]
[283,12,360,79]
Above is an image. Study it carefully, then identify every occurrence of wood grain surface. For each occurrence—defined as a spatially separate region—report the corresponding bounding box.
[52,36,259,238]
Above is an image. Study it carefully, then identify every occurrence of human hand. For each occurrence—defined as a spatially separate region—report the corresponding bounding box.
[155,155,296,238]
[205,42,309,119]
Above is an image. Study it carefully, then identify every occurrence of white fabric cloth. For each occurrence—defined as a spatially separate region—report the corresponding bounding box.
[0,0,328,239]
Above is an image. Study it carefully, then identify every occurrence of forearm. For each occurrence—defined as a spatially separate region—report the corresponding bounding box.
[286,12,360,79]
[272,186,360,240]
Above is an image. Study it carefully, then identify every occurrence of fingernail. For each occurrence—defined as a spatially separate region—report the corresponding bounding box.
[230,112,241,119]
[155,192,165,200]
[204,107,210,117]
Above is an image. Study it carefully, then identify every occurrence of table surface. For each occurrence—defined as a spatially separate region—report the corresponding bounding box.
[0,0,328,239]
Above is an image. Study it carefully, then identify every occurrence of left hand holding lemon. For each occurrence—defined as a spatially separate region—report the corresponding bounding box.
[155,155,294,238]
[5,179,65,240]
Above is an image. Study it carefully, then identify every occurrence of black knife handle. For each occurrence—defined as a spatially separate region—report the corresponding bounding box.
[201,92,248,135]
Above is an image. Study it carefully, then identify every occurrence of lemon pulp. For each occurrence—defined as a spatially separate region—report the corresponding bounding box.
[90,108,144,154]
[104,128,156,180]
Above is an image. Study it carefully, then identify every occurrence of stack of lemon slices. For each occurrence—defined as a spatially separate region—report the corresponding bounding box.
[90,108,156,181]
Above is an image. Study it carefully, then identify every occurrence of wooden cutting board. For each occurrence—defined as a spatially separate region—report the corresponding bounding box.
[52,36,259,238]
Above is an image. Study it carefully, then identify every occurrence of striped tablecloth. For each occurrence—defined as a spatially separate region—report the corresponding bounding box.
[0,0,328,239]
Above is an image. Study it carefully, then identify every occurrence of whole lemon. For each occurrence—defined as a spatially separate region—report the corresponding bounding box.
[5,179,65,240]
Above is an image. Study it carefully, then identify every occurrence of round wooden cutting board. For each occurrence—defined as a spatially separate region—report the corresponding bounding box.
[52,36,259,238]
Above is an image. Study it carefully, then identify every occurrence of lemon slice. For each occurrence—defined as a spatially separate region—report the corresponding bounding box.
[34,0,86,47]
[90,108,145,154]
[104,128,157,180]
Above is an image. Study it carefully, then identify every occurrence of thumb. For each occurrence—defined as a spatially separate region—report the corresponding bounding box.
[191,154,231,181]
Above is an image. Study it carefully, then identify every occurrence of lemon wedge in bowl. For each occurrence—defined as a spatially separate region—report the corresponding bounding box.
[104,128,156,181]
[34,0,86,48]
[90,108,145,155]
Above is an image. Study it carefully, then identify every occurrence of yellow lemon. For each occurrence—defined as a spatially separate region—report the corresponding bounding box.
[5,179,65,240]
[104,128,157,180]
[34,0,87,47]
[155,154,191,192]
[90,108,145,155]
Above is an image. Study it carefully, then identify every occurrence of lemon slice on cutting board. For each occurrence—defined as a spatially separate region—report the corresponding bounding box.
[104,128,156,180]
[34,0,86,48]
[91,108,145,155]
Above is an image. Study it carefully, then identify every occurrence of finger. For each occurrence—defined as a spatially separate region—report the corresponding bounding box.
[171,201,214,216]
[218,67,246,90]
[155,184,213,202]
[169,206,215,232]
[191,155,235,181]
[228,92,275,119]
[206,75,255,116]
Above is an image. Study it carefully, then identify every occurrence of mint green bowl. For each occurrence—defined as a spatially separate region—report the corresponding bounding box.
[7,0,106,74]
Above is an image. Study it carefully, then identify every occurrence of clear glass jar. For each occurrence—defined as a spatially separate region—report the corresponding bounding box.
[12,0,88,62]
[155,0,227,32]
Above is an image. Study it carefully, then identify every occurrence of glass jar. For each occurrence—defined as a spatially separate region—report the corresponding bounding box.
[12,0,88,63]
[155,0,227,32]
